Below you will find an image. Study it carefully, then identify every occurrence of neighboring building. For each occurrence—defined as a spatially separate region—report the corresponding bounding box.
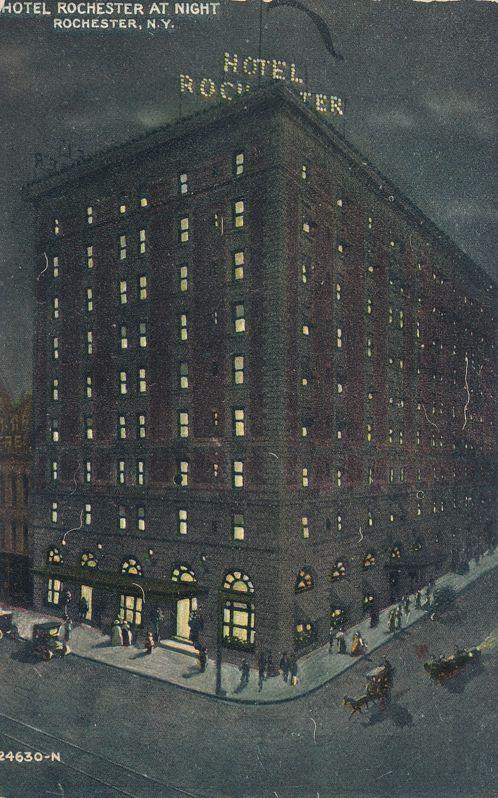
[26,85,495,663]
[0,385,32,604]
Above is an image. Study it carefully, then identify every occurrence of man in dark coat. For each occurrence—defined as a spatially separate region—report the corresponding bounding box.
[258,652,266,692]
[239,659,250,689]
[78,596,89,622]
[279,652,290,682]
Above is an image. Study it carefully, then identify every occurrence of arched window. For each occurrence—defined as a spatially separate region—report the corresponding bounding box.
[121,557,142,576]
[390,546,402,560]
[47,546,62,565]
[294,621,315,647]
[171,564,196,583]
[362,592,375,611]
[295,568,314,592]
[223,570,254,594]
[222,570,255,648]
[80,551,97,568]
[331,560,347,580]
[362,552,376,570]
[330,606,346,628]
[412,537,424,552]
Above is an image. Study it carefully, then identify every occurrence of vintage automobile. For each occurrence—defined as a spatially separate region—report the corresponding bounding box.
[424,647,481,681]
[0,610,13,640]
[32,621,69,661]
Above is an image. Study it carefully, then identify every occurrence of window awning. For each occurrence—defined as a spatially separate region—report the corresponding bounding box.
[33,566,207,597]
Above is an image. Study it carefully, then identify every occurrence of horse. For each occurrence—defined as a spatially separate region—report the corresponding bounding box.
[343,694,371,719]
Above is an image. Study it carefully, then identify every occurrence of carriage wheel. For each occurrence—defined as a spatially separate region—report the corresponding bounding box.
[0,630,4,641]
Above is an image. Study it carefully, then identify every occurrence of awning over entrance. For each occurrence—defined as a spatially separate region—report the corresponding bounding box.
[384,555,445,571]
[33,566,207,598]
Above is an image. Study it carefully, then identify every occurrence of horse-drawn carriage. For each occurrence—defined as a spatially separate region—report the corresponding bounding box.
[424,647,480,681]
[343,662,394,718]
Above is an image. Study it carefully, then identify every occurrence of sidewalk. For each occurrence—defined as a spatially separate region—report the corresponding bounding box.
[2,549,496,704]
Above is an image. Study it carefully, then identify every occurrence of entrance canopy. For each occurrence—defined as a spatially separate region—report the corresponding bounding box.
[33,566,207,598]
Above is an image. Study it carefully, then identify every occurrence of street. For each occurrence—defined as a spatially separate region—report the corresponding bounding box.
[0,570,496,798]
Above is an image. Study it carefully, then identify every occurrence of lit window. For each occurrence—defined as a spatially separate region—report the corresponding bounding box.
[368,216,373,230]
[119,371,128,395]
[336,469,342,487]
[53,336,59,360]
[368,466,374,485]
[86,330,93,355]
[295,569,314,592]
[179,361,189,389]
[120,325,128,350]
[119,235,127,260]
[179,216,190,243]
[301,516,309,539]
[54,218,60,235]
[86,246,93,269]
[234,251,244,280]
[85,416,94,441]
[52,297,60,319]
[51,501,58,523]
[138,275,147,300]
[119,203,127,215]
[85,375,93,399]
[388,306,393,325]
[234,152,244,176]
[138,368,147,394]
[302,467,309,488]
[332,560,347,580]
[233,460,244,488]
[366,423,372,443]
[118,415,127,440]
[120,280,128,305]
[400,466,405,482]
[117,460,125,485]
[301,376,309,386]
[336,327,342,348]
[367,510,373,527]
[363,552,376,569]
[178,410,189,438]
[301,163,307,180]
[51,460,58,482]
[137,506,145,531]
[50,419,59,443]
[137,414,146,439]
[336,282,341,301]
[84,503,92,526]
[118,505,127,530]
[179,313,188,341]
[86,287,93,313]
[139,228,146,255]
[179,172,188,194]
[234,303,246,333]
[302,324,310,336]
[399,310,404,329]
[233,355,244,385]
[389,467,395,483]
[233,513,245,540]
[337,382,343,394]
[47,577,62,606]
[302,422,308,438]
[302,219,310,234]
[51,378,59,401]
[336,198,343,208]
[179,264,188,292]
[233,408,245,437]
[367,298,372,315]
[52,256,59,278]
[301,262,308,284]
[136,460,145,486]
[233,199,244,228]
[178,460,189,487]
[336,514,342,531]
[140,196,148,208]
[337,243,344,254]
[139,322,147,348]
[399,430,404,446]
[86,206,93,225]
[178,509,188,535]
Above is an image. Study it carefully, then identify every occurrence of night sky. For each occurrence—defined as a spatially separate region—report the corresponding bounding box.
[0,0,496,397]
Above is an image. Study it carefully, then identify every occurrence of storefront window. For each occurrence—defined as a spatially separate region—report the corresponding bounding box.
[222,570,255,648]
[47,577,62,605]
[119,594,143,626]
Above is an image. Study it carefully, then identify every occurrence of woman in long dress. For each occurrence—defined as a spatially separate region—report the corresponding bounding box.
[121,621,132,647]
[111,620,123,647]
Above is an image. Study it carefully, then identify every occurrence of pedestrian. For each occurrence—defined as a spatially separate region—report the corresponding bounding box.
[351,632,367,656]
[289,654,299,687]
[258,651,266,692]
[111,619,123,646]
[423,587,431,609]
[239,658,250,689]
[279,651,290,682]
[121,621,132,647]
[144,630,155,655]
[336,628,347,654]
[78,596,89,622]
[395,605,403,631]
[415,590,422,610]
[404,595,410,614]
[369,604,379,628]
[152,607,162,643]
[197,644,207,672]
[329,625,336,653]
[64,618,73,642]
[388,609,396,633]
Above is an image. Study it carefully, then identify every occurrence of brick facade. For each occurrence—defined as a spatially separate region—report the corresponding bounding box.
[26,86,496,664]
